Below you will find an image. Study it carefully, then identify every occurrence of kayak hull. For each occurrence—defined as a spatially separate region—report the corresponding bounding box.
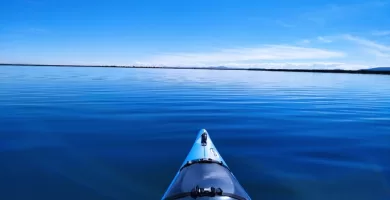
[162,129,251,200]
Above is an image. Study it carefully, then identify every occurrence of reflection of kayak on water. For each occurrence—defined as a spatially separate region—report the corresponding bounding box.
[162,129,251,200]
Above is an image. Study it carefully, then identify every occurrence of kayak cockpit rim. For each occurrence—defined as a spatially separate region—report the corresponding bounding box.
[163,185,248,200]
[179,158,228,172]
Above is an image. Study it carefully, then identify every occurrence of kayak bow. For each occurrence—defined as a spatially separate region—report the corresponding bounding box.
[162,129,251,200]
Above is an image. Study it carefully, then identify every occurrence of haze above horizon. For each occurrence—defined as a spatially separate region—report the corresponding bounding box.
[1,0,390,70]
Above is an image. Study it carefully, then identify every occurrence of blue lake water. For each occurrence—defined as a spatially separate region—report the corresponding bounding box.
[0,66,390,200]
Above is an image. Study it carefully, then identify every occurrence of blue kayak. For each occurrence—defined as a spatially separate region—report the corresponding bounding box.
[162,129,251,200]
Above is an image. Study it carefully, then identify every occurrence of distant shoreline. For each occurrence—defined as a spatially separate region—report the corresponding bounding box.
[1,63,390,75]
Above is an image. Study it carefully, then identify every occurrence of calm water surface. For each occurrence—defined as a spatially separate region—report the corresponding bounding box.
[0,66,390,200]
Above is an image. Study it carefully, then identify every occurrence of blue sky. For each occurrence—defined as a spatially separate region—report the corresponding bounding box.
[1,0,390,69]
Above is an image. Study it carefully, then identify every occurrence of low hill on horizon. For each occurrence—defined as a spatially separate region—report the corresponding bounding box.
[364,67,390,71]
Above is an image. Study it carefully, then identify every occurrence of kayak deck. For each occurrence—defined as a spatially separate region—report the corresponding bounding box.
[162,129,251,200]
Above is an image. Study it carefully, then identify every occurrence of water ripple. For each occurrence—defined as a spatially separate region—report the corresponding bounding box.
[0,66,390,200]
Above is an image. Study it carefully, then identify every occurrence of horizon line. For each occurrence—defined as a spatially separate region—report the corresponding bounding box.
[1,63,389,75]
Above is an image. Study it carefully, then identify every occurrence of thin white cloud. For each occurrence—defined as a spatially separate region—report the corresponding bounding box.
[302,1,389,25]
[138,34,390,70]
[298,39,311,45]
[275,20,295,28]
[317,36,332,43]
[26,28,48,34]
[144,45,345,67]
[372,30,390,36]
[343,34,390,51]
[364,48,390,58]
[339,34,390,67]
[2,27,49,35]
